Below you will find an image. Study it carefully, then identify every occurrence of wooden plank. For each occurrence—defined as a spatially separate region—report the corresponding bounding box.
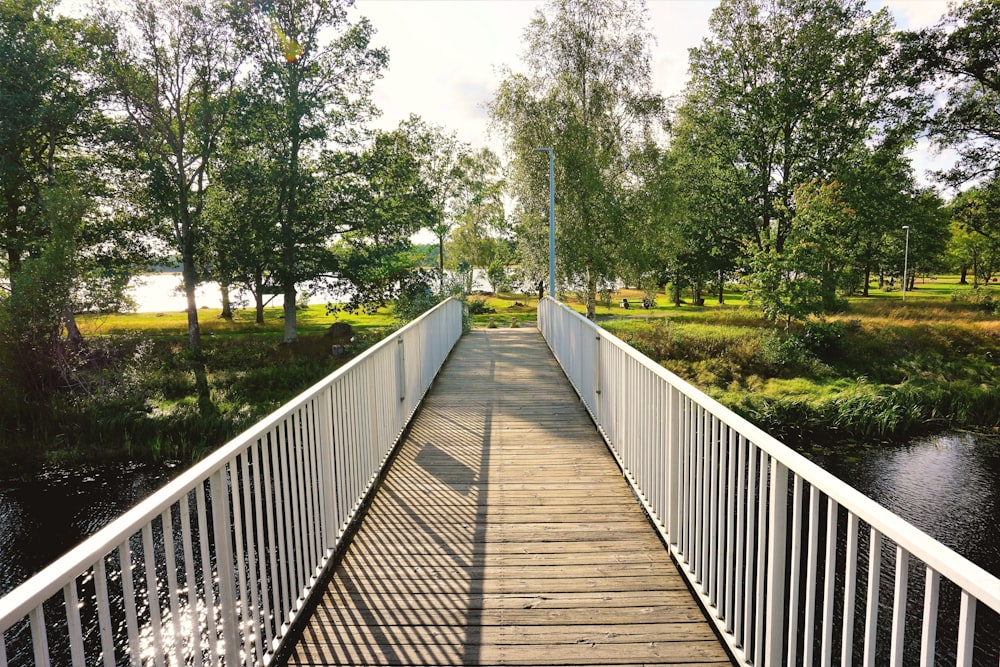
[286,329,732,666]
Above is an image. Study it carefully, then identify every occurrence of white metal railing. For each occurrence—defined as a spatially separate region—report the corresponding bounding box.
[0,297,463,666]
[538,297,1000,667]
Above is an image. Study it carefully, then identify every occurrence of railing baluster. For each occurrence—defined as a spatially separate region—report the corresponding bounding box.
[160,507,184,667]
[709,416,720,609]
[241,451,266,662]
[195,484,219,665]
[63,580,85,667]
[118,539,141,666]
[753,448,768,667]
[804,485,820,667]
[842,512,859,667]
[733,432,747,644]
[228,458,253,665]
[890,546,910,667]
[956,591,976,667]
[179,492,202,667]
[863,529,881,667]
[742,440,756,652]
[29,605,48,666]
[765,458,788,667]
[919,567,939,667]
[822,498,839,667]
[141,522,166,667]
[94,556,116,667]
[211,467,240,667]
[724,426,737,634]
[787,474,803,667]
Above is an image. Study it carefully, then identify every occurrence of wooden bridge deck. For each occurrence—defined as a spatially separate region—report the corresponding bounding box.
[286,328,733,666]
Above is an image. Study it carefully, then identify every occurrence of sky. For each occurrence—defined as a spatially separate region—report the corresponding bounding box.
[351,0,955,185]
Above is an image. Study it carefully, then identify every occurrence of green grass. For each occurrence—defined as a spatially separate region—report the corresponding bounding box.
[596,276,1000,450]
[77,303,396,336]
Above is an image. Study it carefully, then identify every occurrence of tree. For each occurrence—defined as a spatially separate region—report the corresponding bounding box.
[447,148,511,291]
[318,125,436,311]
[0,0,114,399]
[677,0,916,315]
[748,180,856,325]
[901,0,1000,188]
[229,0,387,343]
[396,115,471,295]
[100,0,241,410]
[491,0,665,319]
[949,181,1000,288]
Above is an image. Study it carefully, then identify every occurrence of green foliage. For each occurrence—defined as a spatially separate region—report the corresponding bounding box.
[800,320,846,360]
[902,0,1000,188]
[491,0,666,319]
[466,298,495,316]
[603,290,1000,446]
[951,289,1000,314]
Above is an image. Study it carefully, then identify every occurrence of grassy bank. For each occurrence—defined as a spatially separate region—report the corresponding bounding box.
[600,279,1000,450]
[1,305,396,470]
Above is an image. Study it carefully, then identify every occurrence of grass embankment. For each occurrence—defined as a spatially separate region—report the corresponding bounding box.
[600,279,1000,451]
[2,305,396,470]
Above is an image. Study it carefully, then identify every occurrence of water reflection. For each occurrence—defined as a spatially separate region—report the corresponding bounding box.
[814,432,1000,576]
[812,432,1000,666]
[0,463,174,598]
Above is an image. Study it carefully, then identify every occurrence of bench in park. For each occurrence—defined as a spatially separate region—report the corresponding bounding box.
[620,297,655,309]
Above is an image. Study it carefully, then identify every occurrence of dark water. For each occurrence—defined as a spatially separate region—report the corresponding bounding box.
[0,462,176,598]
[810,431,1000,665]
[812,431,1000,580]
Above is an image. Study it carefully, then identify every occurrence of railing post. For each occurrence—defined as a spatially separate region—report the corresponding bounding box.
[765,458,788,667]
[396,337,406,405]
[593,333,601,421]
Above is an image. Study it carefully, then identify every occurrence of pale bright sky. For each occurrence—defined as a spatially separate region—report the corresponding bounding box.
[352,0,955,185]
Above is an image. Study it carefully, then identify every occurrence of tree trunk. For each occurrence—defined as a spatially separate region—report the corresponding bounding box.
[863,266,871,297]
[220,283,233,320]
[254,273,265,324]
[717,270,725,304]
[672,280,681,307]
[181,236,212,414]
[438,235,446,295]
[282,284,297,342]
[585,270,597,320]
[959,265,968,284]
[64,308,84,345]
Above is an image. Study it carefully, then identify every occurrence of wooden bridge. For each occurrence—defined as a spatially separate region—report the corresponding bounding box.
[286,328,731,665]
[3,297,1000,667]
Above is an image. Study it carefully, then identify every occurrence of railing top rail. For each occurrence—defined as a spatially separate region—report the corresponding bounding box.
[0,297,461,632]
[541,297,1000,609]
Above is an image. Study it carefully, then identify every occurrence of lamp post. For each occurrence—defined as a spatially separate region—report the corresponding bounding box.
[533,147,556,298]
[902,225,910,302]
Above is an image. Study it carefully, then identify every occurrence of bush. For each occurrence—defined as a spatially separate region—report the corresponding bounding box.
[467,298,495,315]
[951,289,1000,314]
[800,320,846,360]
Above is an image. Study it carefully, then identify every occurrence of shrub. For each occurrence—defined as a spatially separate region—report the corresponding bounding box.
[467,298,495,315]
[800,320,846,360]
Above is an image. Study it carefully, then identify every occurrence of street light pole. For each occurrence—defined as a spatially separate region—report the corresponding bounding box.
[902,225,910,302]
[533,147,556,299]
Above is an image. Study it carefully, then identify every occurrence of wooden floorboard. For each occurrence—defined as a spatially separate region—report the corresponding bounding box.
[285,329,732,666]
